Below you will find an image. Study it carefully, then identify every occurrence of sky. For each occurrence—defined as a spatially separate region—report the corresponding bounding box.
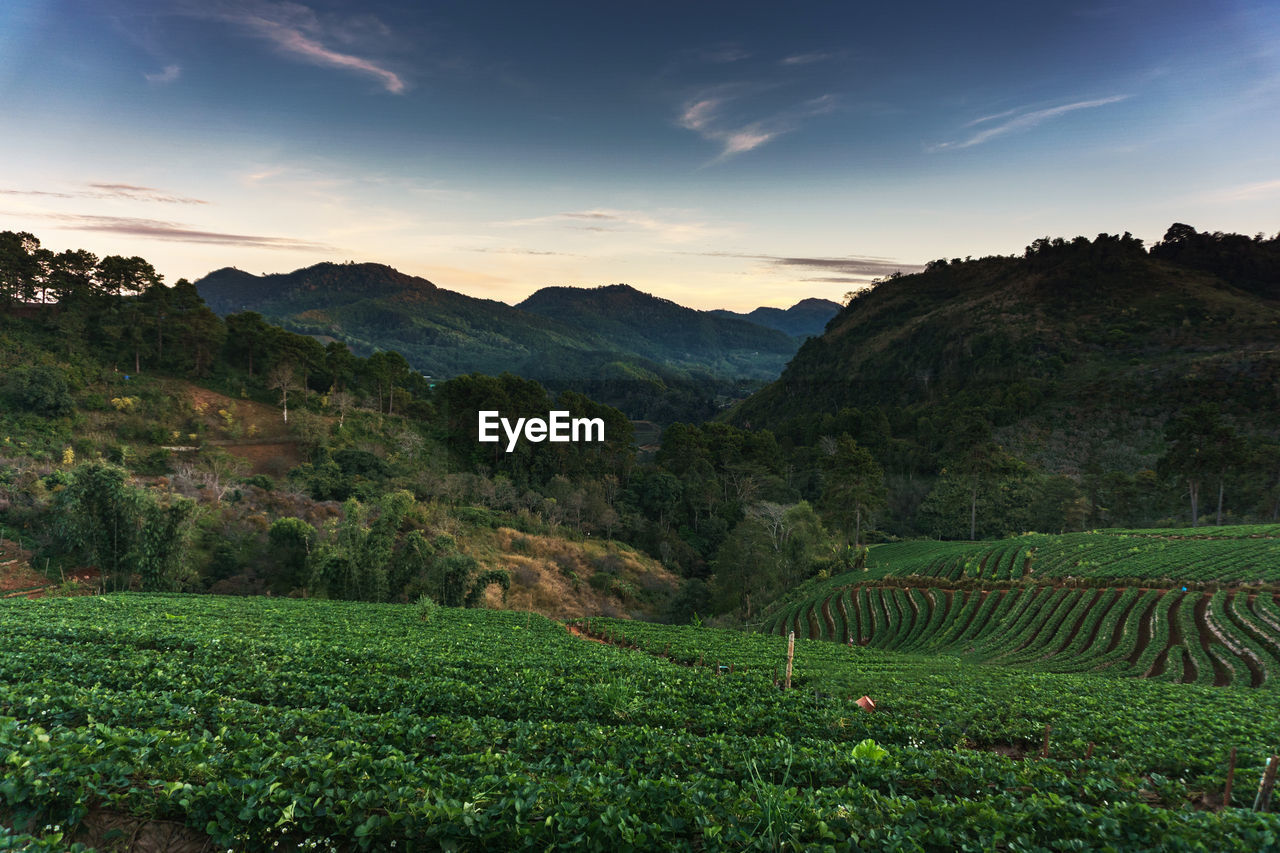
[1,1,1277,311]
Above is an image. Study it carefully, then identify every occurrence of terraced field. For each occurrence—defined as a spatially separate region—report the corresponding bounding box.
[763,526,1280,689]
[767,584,1280,687]
[852,525,1280,584]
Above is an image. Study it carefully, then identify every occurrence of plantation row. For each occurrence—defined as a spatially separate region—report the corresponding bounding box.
[855,525,1280,584]
[765,584,1280,688]
[3,595,1279,850]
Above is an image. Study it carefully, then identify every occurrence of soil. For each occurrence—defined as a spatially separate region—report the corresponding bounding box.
[64,807,214,852]
[817,595,835,638]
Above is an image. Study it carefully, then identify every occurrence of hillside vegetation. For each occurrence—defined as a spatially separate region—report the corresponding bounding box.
[731,226,1280,539]
[197,266,801,422]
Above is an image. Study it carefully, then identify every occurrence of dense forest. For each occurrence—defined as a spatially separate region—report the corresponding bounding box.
[3,224,1280,624]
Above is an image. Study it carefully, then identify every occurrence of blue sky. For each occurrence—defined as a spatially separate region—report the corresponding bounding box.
[1,0,1277,310]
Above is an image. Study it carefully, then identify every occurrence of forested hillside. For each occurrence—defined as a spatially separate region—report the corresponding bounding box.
[731,225,1280,540]
[196,266,799,422]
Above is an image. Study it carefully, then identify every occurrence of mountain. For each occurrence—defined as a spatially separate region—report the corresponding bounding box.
[709,297,842,338]
[730,228,1280,476]
[516,284,797,379]
[196,265,801,421]
[196,262,616,380]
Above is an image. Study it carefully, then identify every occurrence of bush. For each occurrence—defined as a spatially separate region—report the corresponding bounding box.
[4,365,73,417]
[416,593,439,622]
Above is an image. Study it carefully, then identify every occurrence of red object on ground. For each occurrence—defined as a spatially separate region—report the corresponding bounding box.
[856,695,876,713]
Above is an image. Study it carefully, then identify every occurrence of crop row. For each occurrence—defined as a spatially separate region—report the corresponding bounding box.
[770,584,1280,689]
[842,525,1280,586]
[4,595,1280,849]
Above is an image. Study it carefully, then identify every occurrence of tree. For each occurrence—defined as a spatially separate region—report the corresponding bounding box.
[328,389,356,427]
[267,363,301,423]
[54,463,141,591]
[134,496,197,591]
[0,231,43,306]
[819,435,886,547]
[52,463,195,593]
[268,517,316,594]
[3,365,73,417]
[946,414,1013,540]
[95,255,160,297]
[1159,404,1240,528]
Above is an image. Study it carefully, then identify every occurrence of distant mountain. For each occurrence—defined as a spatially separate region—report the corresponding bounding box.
[197,262,619,380]
[517,284,797,379]
[195,265,806,421]
[709,297,842,338]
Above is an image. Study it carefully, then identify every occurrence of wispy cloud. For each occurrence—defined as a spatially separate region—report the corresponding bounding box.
[472,247,577,257]
[502,209,726,243]
[35,213,331,251]
[700,251,923,282]
[0,183,206,204]
[145,64,181,84]
[677,92,838,162]
[192,1,406,93]
[779,52,835,66]
[929,95,1130,151]
[1208,178,1280,202]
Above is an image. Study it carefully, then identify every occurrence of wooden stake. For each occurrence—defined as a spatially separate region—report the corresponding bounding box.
[1040,724,1051,759]
[784,631,795,690]
[1223,747,1237,811]
[1085,742,1094,760]
[1254,755,1279,812]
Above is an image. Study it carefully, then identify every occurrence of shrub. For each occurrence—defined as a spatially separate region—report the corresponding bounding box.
[4,365,73,417]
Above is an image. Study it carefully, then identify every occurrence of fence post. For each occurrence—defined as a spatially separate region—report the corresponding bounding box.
[784,631,795,690]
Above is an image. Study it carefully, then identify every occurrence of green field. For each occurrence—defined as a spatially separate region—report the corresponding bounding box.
[850,526,1280,584]
[3,595,1280,850]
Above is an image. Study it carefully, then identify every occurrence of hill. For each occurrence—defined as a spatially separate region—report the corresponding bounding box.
[517,283,797,379]
[709,296,842,338]
[197,262,618,380]
[196,265,808,421]
[727,227,1280,533]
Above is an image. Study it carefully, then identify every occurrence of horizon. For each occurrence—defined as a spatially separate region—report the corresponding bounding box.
[2,1,1277,311]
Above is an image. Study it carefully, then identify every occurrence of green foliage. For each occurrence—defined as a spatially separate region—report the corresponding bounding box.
[5,596,1279,850]
[436,552,479,607]
[3,365,73,417]
[415,592,438,622]
[50,462,195,592]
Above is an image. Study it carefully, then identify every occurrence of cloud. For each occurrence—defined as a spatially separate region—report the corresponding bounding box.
[700,251,924,282]
[1209,178,1280,202]
[0,184,207,204]
[193,1,406,93]
[145,64,181,84]
[779,52,834,66]
[929,95,1130,151]
[472,247,576,256]
[502,209,726,243]
[36,213,331,251]
[677,92,838,162]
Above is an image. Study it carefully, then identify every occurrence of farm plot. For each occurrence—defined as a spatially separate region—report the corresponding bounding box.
[773,583,1280,688]
[3,595,1279,850]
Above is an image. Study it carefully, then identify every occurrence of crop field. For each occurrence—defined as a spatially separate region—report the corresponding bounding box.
[3,595,1280,850]
[766,584,1280,688]
[850,525,1280,584]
